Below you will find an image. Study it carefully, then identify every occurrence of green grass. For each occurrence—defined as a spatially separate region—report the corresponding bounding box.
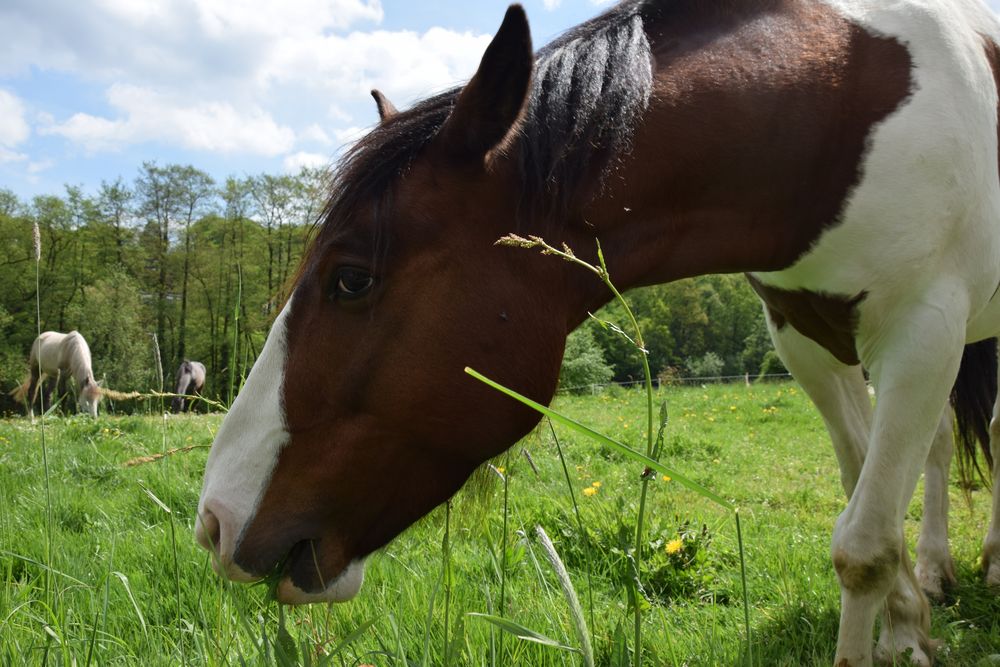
[1,382,998,665]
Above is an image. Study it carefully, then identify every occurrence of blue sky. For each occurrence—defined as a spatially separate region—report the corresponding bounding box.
[0,0,611,201]
[1,0,998,202]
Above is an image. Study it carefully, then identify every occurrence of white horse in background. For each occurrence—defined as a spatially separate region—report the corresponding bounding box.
[13,331,102,418]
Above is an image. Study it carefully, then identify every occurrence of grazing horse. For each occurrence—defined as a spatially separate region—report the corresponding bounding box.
[917,340,1000,600]
[171,361,206,413]
[197,1,1000,664]
[13,331,102,418]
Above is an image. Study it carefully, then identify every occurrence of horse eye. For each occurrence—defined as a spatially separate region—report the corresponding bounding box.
[332,267,374,300]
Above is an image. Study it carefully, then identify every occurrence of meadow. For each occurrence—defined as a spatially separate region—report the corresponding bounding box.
[1,382,998,666]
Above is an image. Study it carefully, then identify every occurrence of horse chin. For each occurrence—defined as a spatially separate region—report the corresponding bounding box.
[275,558,366,605]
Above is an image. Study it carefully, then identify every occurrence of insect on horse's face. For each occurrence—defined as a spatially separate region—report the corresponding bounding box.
[196,6,566,603]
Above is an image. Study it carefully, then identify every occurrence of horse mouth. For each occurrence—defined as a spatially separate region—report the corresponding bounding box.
[272,540,366,605]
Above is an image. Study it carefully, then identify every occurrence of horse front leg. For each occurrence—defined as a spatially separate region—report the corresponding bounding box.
[41,376,57,415]
[834,312,964,667]
[915,406,957,601]
[26,371,41,419]
[984,394,1000,587]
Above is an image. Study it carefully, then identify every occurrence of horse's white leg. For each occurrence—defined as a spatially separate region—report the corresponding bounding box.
[765,313,870,497]
[984,392,1000,587]
[835,309,964,667]
[915,405,957,601]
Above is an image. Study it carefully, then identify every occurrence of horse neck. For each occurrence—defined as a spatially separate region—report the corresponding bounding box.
[65,336,96,387]
[562,1,910,306]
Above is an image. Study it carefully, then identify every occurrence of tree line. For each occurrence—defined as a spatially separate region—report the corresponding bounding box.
[0,162,781,413]
[0,163,327,414]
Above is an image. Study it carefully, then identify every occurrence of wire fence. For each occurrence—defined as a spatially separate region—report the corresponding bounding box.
[556,372,794,396]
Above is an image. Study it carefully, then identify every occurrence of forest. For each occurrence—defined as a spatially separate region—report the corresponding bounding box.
[0,162,782,414]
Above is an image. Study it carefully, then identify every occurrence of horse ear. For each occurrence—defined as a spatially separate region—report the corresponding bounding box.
[371,89,398,122]
[437,4,533,162]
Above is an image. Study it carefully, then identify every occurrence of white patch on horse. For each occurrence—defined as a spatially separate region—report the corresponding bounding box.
[914,406,957,601]
[276,558,366,604]
[195,299,293,581]
[749,2,1000,664]
[985,390,1000,586]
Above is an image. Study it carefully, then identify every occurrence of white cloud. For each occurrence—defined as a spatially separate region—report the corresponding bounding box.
[41,84,295,156]
[333,126,369,146]
[0,147,28,164]
[28,158,54,174]
[300,124,333,146]
[328,105,353,123]
[283,151,329,172]
[0,89,30,147]
[191,0,383,39]
[543,0,562,9]
[0,0,385,79]
[263,28,492,108]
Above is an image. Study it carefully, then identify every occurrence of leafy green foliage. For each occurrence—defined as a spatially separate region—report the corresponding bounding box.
[559,326,614,394]
[0,168,326,412]
[589,275,776,382]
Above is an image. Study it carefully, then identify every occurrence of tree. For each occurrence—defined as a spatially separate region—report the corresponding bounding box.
[559,325,614,394]
[65,269,153,393]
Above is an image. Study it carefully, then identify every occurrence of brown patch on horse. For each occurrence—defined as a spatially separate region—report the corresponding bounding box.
[585,2,914,290]
[227,1,917,591]
[832,544,900,593]
[746,275,867,366]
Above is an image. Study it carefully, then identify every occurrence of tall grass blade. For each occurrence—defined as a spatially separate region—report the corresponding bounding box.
[547,420,595,641]
[464,367,732,510]
[466,614,580,654]
[112,572,147,635]
[534,525,594,667]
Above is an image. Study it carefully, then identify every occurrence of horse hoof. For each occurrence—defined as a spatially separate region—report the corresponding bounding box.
[984,546,1000,589]
[915,559,955,603]
[986,561,1000,589]
[874,635,937,667]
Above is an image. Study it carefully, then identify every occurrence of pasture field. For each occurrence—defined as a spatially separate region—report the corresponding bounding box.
[1,382,998,666]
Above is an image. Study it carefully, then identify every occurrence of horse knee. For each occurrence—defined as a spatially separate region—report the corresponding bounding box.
[832,532,901,596]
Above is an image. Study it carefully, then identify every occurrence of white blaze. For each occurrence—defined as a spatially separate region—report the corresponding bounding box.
[196,298,293,575]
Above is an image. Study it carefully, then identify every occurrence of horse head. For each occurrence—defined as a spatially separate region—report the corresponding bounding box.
[80,379,102,418]
[196,5,610,603]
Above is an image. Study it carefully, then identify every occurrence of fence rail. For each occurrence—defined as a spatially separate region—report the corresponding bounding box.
[556,372,794,395]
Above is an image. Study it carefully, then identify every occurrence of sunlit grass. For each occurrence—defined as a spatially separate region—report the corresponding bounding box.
[0,383,998,665]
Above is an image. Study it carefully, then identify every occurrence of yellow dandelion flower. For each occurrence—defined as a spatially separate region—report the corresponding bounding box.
[582,487,598,497]
[666,538,684,555]
[661,475,671,482]
[496,466,505,474]
[591,481,602,488]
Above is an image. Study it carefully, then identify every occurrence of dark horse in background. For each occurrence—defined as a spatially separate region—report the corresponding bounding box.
[197,1,1000,665]
[171,360,206,413]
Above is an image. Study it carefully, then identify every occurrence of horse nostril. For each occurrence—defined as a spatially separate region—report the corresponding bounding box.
[196,509,221,554]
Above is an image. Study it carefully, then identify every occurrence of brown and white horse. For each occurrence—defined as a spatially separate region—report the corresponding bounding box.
[172,360,206,413]
[197,1,1000,664]
[14,330,102,418]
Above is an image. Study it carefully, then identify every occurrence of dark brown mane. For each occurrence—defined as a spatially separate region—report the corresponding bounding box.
[306,0,657,263]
